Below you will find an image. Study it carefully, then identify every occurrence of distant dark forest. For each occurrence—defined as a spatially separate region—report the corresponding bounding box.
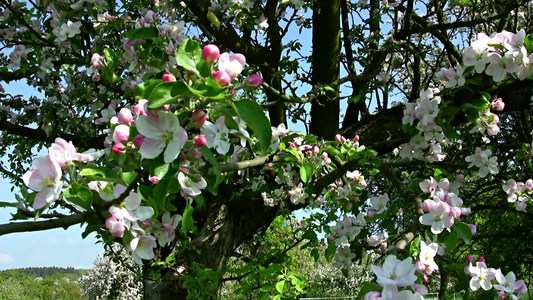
[2,267,87,277]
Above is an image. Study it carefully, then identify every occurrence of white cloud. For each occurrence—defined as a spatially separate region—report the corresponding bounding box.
[0,253,14,264]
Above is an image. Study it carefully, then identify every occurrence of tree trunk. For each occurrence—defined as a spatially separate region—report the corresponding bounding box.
[310,0,341,140]
[142,187,278,299]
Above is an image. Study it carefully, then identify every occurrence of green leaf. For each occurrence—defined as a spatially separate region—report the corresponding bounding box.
[80,166,107,177]
[177,39,203,75]
[181,204,196,233]
[299,163,314,183]
[276,280,287,294]
[64,183,93,211]
[136,79,162,100]
[153,178,170,211]
[525,34,533,53]
[445,230,459,253]
[200,146,223,195]
[128,27,159,40]
[454,222,473,244]
[187,79,227,99]
[120,172,137,186]
[234,99,272,153]
[355,282,383,300]
[325,242,337,262]
[0,201,19,208]
[311,248,320,262]
[148,81,188,109]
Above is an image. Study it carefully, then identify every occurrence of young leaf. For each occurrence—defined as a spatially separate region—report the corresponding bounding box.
[177,39,203,75]
[148,81,188,108]
[453,222,473,244]
[233,99,272,153]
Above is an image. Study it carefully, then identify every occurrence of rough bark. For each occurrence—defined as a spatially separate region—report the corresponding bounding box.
[310,0,341,140]
[142,185,279,299]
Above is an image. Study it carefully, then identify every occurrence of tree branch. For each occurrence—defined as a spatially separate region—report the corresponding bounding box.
[0,211,93,236]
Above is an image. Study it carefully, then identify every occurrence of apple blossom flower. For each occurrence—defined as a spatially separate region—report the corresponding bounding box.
[217,52,245,78]
[333,245,355,268]
[370,194,389,214]
[155,212,182,246]
[469,262,496,291]
[419,200,454,234]
[178,172,207,196]
[371,255,417,287]
[420,241,439,274]
[105,215,125,237]
[108,185,154,225]
[136,110,188,163]
[129,235,157,265]
[203,116,231,154]
[22,155,63,209]
[494,270,524,293]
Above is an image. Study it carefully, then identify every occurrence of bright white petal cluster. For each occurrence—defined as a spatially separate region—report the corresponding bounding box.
[371,255,417,287]
[136,110,188,163]
[22,155,63,209]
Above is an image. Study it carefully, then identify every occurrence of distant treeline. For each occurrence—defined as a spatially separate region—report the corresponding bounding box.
[2,267,88,277]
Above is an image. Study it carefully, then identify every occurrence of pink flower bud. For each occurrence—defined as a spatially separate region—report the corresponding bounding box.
[133,134,145,148]
[105,215,124,237]
[492,98,505,111]
[245,74,263,88]
[92,72,100,82]
[422,275,429,283]
[187,71,196,79]
[162,224,172,232]
[112,142,126,154]
[324,158,332,164]
[149,176,160,183]
[335,134,345,142]
[143,220,152,228]
[468,224,477,235]
[134,99,148,116]
[461,207,472,216]
[118,108,133,124]
[187,148,203,160]
[113,124,130,143]
[516,200,527,211]
[466,255,474,263]
[416,260,427,273]
[525,179,533,190]
[353,135,360,142]
[195,135,207,147]
[162,72,176,82]
[289,142,297,149]
[191,109,207,127]
[497,291,505,300]
[213,70,231,86]
[422,202,430,212]
[477,256,485,262]
[364,291,381,300]
[313,146,320,154]
[265,162,273,170]
[202,44,220,63]
[367,208,377,218]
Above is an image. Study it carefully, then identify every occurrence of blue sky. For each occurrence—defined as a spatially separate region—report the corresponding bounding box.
[0,80,103,270]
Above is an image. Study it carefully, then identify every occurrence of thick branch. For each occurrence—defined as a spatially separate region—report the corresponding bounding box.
[0,211,92,236]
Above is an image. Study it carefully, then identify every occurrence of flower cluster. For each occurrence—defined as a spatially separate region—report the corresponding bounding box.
[465,257,528,298]
[399,88,446,162]
[418,176,470,234]
[439,30,532,86]
[502,179,533,211]
[465,147,499,178]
